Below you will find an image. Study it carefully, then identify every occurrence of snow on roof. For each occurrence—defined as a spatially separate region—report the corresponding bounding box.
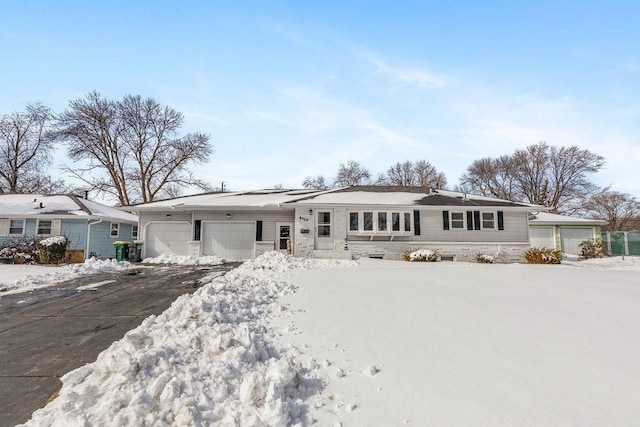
[529,212,608,225]
[0,194,138,223]
[124,189,333,211]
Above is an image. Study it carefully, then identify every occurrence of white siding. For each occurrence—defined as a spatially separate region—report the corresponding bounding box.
[195,210,294,242]
[422,210,528,243]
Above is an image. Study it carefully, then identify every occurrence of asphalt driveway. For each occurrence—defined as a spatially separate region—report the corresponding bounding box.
[0,263,237,426]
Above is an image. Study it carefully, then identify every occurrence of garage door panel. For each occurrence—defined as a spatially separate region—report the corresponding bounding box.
[145,222,191,257]
[560,227,594,255]
[530,227,555,249]
[202,222,255,261]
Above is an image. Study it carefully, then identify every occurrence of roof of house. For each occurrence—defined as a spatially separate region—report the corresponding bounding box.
[0,194,138,223]
[528,212,608,226]
[124,186,544,211]
[123,189,333,211]
[291,186,543,209]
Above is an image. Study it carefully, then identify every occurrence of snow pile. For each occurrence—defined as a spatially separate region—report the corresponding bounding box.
[239,251,357,276]
[476,253,496,263]
[23,252,354,426]
[406,248,438,262]
[142,254,225,265]
[563,255,640,271]
[0,258,130,295]
[38,236,68,246]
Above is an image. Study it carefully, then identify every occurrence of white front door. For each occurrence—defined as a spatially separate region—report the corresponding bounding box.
[276,222,293,254]
[315,210,333,250]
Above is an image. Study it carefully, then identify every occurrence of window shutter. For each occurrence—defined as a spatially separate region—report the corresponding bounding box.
[442,210,449,230]
[52,219,62,236]
[413,210,421,235]
[256,221,263,241]
[466,211,473,230]
[497,211,504,230]
[0,219,7,236]
[473,211,481,230]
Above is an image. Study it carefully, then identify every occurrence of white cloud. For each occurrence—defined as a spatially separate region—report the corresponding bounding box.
[360,52,445,89]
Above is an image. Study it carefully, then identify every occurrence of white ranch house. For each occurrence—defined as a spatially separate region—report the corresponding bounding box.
[125,186,554,262]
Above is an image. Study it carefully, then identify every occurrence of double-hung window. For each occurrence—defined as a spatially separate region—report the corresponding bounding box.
[348,211,412,234]
[131,225,139,240]
[37,220,52,235]
[9,219,24,235]
[110,222,120,238]
[482,212,495,229]
[450,212,465,229]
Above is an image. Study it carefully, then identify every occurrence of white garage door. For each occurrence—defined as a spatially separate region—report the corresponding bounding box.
[560,227,594,255]
[530,227,555,249]
[145,221,191,258]
[202,221,255,261]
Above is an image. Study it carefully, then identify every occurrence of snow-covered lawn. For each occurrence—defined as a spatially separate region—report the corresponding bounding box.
[18,254,640,426]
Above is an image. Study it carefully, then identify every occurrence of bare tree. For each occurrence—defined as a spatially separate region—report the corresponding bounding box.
[54,92,213,205]
[302,175,330,190]
[584,190,640,231]
[379,160,447,187]
[334,160,371,187]
[461,142,605,214]
[0,103,62,193]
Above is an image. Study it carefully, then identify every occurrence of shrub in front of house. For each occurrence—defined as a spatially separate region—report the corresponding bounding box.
[579,239,606,259]
[403,248,439,262]
[475,253,496,264]
[524,247,562,264]
[0,236,40,264]
[37,236,69,264]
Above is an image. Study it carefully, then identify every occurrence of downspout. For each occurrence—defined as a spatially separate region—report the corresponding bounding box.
[86,218,103,259]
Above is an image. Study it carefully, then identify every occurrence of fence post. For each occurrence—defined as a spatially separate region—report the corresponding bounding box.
[624,232,629,256]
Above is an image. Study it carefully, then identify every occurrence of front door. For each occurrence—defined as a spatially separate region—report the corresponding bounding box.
[315,210,333,250]
[276,222,293,254]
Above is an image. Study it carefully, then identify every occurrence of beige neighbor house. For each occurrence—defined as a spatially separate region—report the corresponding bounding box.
[528,212,607,255]
[124,186,549,263]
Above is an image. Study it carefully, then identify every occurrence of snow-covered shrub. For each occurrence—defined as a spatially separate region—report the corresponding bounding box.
[524,247,562,264]
[0,236,40,264]
[579,239,606,259]
[37,236,69,264]
[403,248,439,262]
[475,253,495,264]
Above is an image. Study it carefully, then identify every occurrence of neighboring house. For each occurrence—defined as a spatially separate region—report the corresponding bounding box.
[528,212,607,255]
[125,186,546,262]
[0,194,139,260]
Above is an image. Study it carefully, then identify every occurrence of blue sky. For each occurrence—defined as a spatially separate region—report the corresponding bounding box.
[2,1,639,198]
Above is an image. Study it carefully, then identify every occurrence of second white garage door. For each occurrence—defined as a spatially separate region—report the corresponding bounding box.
[202,221,255,261]
[145,221,191,258]
[560,227,594,255]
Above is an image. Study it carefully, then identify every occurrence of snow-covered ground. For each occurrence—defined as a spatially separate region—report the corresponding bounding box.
[15,254,640,426]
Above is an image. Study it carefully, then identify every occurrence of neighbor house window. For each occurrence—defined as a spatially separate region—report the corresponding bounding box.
[110,222,120,237]
[349,212,359,231]
[131,225,139,240]
[450,212,465,229]
[37,220,52,235]
[9,219,24,235]
[317,212,331,236]
[482,212,495,229]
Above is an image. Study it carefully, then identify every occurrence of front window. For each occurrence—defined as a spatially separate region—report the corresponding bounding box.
[378,212,387,231]
[349,212,359,231]
[317,212,331,237]
[482,212,495,229]
[363,212,373,231]
[37,220,52,235]
[451,212,465,229]
[392,213,400,231]
[404,213,411,232]
[9,219,24,235]
[110,222,120,238]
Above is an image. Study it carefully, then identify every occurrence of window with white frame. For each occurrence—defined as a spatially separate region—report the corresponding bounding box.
[348,211,412,234]
[131,225,138,239]
[110,222,120,238]
[317,212,331,237]
[482,212,495,229]
[37,220,52,235]
[450,212,465,229]
[9,219,24,235]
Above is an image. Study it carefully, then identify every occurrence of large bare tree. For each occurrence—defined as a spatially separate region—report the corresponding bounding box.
[0,103,64,193]
[55,92,213,205]
[302,175,330,190]
[461,142,605,214]
[334,160,371,187]
[378,160,447,188]
[584,190,640,231]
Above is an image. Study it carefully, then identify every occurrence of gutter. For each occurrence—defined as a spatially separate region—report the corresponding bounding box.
[86,218,103,259]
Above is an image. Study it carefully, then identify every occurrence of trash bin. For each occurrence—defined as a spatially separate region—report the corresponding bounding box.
[113,241,131,261]
[128,241,144,262]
